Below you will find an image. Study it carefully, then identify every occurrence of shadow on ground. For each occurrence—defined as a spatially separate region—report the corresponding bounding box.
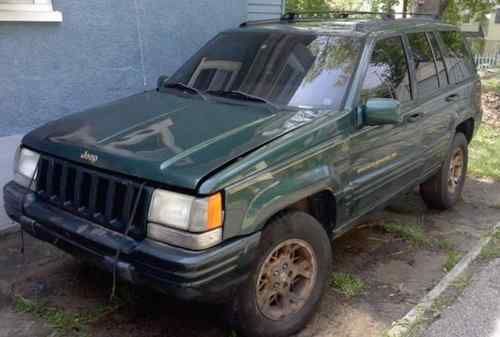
[1,177,499,337]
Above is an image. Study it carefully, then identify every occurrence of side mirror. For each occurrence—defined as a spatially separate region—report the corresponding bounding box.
[157,75,169,89]
[363,98,402,126]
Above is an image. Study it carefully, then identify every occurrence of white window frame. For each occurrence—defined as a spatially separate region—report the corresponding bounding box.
[0,0,62,22]
[188,58,242,91]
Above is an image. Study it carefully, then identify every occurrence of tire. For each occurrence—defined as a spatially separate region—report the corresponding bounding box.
[230,211,333,337]
[420,133,468,210]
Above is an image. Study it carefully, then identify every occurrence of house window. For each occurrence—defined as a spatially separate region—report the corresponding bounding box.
[188,58,242,92]
[495,8,500,24]
[0,0,62,22]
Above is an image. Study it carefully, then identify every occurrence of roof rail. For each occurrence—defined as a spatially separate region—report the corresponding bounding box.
[283,10,393,21]
[388,11,439,19]
[240,17,284,27]
[239,10,439,27]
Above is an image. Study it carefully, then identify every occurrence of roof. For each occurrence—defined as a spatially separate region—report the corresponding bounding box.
[237,16,458,37]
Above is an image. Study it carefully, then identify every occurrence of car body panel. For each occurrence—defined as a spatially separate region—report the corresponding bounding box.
[4,19,483,300]
[22,91,318,191]
[200,110,352,239]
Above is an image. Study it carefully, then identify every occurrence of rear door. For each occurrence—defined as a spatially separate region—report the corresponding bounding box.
[348,35,424,219]
[406,31,454,177]
[438,30,479,125]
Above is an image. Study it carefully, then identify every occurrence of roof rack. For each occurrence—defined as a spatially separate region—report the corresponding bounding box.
[283,10,393,20]
[240,10,438,27]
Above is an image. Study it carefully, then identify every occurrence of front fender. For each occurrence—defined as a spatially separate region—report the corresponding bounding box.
[198,111,353,240]
[221,139,349,239]
[244,165,333,232]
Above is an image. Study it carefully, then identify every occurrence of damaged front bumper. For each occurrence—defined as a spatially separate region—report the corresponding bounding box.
[3,181,260,302]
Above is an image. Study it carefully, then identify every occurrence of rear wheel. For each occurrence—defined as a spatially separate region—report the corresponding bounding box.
[230,211,332,337]
[420,133,468,210]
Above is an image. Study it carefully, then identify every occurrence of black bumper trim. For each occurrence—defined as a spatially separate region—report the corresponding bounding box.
[3,181,260,301]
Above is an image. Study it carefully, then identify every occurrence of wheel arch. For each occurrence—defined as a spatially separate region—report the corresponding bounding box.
[456,118,475,143]
[256,189,337,237]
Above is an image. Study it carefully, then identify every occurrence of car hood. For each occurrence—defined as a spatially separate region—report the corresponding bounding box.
[23,91,325,191]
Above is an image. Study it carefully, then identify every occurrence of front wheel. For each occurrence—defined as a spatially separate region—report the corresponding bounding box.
[420,133,468,210]
[230,211,332,337]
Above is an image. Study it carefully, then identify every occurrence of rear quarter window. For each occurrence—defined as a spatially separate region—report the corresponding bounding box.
[439,31,474,84]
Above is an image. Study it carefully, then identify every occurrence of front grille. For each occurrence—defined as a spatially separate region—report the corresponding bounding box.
[35,155,153,238]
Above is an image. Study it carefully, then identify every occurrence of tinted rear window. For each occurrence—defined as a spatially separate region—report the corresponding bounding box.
[407,32,439,99]
[439,31,474,84]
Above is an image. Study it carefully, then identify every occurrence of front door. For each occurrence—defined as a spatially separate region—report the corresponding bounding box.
[348,35,424,219]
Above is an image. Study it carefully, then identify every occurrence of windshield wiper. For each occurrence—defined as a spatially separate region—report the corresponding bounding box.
[206,90,279,111]
[164,82,207,101]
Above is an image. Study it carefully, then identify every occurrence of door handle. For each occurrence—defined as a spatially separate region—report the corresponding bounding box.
[446,94,460,102]
[406,113,424,123]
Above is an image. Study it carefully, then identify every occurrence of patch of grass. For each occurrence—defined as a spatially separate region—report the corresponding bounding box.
[382,269,474,337]
[482,77,500,92]
[330,273,365,297]
[469,125,500,181]
[451,273,472,292]
[443,251,463,273]
[479,230,500,261]
[430,296,454,317]
[15,296,120,336]
[383,222,430,247]
[15,296,87,335]
[434,238,454,251]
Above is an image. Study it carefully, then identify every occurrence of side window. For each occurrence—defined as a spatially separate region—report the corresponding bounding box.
[361,37,412,103]
[439,31,473,84]
[407,32,439,99]
[427,32,449,87]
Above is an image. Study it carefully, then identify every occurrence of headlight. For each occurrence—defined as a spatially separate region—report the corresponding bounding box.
[14,147,40,189]
[147,190,224,250]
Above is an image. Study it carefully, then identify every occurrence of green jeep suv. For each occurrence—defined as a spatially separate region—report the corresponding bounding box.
[4,12,481,337]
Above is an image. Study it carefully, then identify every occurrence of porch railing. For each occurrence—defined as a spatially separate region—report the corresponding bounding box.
[474,54,499,70]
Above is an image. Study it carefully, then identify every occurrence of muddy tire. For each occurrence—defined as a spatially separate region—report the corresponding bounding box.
[230,211,332,337]
[420,133,468,210]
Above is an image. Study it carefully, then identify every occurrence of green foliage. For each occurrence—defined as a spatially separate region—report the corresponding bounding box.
[286,0,363,12]
[479,230,500,260]
[328,0,363,11]
[452,273,472,291]
[435,238,454,251]
[330,272,366,297]
[15,296,121,337]
[443,251,463,272]
[442,0,497,24]
[469,125,500,181]
[286,0,330,12]
[371,0,401,13]
[383,222,430,247]
[482,77,500,92]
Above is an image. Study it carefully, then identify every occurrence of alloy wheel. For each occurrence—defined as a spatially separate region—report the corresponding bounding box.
[255,239,318,321]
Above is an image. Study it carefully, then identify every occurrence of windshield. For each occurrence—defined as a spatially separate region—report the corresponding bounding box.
[167,31,362,110]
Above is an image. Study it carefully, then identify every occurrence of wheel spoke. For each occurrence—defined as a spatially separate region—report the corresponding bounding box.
[447,147,465,194]
[255,239,318,321]
[293,259,313,279]
[288,291,306,304]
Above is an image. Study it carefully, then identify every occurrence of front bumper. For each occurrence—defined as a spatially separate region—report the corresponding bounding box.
[3,181,260,302]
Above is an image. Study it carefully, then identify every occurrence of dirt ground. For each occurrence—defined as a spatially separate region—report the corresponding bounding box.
[482,91,500,127]
[0,177,499,337]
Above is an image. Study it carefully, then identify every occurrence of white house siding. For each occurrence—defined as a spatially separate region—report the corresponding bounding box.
[248,0,284,21]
